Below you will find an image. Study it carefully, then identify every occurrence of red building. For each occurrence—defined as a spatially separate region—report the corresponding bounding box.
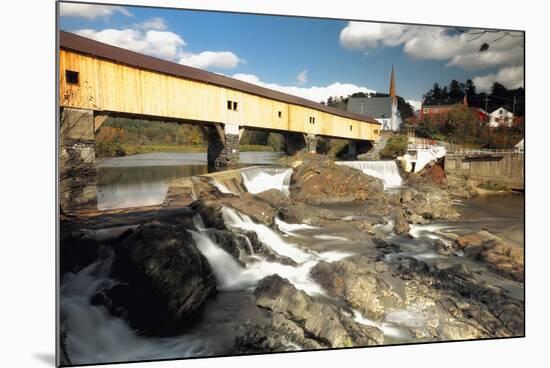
[421,95,468,117]
[470,107,489,122]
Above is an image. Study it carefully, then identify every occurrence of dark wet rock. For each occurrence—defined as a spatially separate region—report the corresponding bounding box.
[311,257,404,319]
[455,231,524,282]
[59,226,100,275]
[107,221,216,336]
[252,274,384,348]
[285,153,384,205]
[394,255,432,276]
[235,315,324,353]
[59,317,72,366]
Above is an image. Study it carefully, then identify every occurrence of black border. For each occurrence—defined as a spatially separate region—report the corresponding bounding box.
[55,1,526,367]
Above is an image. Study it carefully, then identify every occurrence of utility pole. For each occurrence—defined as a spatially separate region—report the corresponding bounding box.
[512,96,516,116]
[484,95,490,112]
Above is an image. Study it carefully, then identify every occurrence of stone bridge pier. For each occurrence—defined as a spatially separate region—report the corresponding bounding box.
[206,123,240,168]
[284,133,318,155]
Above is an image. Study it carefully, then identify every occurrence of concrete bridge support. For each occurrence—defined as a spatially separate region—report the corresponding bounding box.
[207,123,240,168]
[59,107,98,211]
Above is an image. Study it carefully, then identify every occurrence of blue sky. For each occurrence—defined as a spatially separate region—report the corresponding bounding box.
[59,2,524,109]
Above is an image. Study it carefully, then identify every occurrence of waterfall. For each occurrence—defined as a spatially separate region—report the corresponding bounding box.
[241,167,293,194]
[337,160,403,188]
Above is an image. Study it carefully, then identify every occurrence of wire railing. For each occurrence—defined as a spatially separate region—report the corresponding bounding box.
[447,148,524,155]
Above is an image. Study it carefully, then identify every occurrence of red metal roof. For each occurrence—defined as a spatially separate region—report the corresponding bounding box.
[59,31,380,125]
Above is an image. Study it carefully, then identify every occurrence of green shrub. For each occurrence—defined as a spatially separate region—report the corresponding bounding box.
[96,141,126,158]
[379,134,408,159]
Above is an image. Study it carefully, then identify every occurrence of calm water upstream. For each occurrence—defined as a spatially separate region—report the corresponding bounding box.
[96,152,284,210]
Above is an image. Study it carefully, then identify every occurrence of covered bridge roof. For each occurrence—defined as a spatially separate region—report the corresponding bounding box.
[59,31,380,125]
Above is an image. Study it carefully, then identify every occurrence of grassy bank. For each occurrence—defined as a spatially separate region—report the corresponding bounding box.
[96,142,276,158]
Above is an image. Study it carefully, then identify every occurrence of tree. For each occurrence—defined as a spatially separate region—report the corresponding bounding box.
[449,79,463,98]
[491,82,507,97]
[465,79,476,100]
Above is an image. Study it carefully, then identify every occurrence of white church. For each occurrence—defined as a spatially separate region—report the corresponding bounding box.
[346,66,402,131]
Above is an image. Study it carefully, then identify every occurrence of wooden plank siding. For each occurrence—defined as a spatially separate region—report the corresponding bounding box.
[60,49,380,141]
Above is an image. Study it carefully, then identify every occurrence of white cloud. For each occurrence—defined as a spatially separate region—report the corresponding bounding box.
[134,17,167,31]
[74,26,243,70]
[296,70,308,85]
[473,66,524,92]
[75,28,186,60]
[340,22,523,71]
[232,73,376,103]
[60,3,131,19]
[406,99,422,111]
[179,51,241,69]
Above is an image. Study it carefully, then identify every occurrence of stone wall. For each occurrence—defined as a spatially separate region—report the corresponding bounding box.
[59,108,98,211]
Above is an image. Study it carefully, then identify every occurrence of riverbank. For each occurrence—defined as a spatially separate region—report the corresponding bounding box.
[96,142,276,158]
[59,152,524,365]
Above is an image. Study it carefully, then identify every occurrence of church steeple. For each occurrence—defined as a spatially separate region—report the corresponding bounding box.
[389,65,396,103]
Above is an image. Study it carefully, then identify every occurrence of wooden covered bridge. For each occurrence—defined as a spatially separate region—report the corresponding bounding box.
[59,30,380,168]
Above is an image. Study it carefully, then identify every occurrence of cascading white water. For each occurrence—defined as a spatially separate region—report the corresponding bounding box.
[210,179,238,195]
[275,217,318,237]
[337,160,403,188]
[212,207,352,294]
[190,231,258,290]
[221,207,312,263]
[191,226,324,294]
[241,167,293,194]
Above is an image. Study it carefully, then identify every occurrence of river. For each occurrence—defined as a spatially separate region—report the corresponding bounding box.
[61,154,524,365]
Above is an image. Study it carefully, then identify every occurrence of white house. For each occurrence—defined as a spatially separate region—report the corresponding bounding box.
[489,107,514,128]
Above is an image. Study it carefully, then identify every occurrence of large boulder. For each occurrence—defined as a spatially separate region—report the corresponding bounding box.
[311,257,404,319]
[252,274,384,348]
[287,153,384,205]
[97,220,216,335]
[254,188,337,225]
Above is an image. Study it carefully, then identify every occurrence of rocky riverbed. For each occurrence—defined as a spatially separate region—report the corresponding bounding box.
[59,153,524,366]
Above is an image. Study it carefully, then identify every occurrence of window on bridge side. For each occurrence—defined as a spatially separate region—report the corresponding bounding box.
[309,116,315,124]
[350,125,353,131]
[227,100,238,111]
[278,111,282,118]
[65,70,79,85]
